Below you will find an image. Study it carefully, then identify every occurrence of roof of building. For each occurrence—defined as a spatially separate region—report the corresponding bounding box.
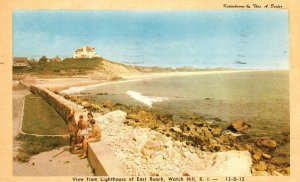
[75,48,83,53]
[75,46,95,53]
[85,46,94,52]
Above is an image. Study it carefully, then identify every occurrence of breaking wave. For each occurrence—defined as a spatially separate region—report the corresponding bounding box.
[126,90,168,107]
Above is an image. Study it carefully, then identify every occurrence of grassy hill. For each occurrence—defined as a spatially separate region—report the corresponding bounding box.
[13,57,104,76]
[13,57,234,78]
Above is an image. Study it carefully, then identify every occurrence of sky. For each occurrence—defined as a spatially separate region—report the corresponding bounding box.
[13,10,289,69]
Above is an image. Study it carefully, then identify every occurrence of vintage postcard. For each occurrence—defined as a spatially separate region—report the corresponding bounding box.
[0,0,299,182]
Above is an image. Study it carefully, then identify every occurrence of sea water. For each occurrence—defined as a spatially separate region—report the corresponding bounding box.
[80,71,289,141]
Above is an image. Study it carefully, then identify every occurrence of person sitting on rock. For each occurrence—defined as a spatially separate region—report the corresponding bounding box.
[79,113,101,159]
[79,112,94,139]
[75,115,88,147]
[67,109,78,149]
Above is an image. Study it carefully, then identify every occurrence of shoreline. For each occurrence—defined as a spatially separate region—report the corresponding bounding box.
[15,69,290,176]
[60,92,290,176]
[60,70,263,94]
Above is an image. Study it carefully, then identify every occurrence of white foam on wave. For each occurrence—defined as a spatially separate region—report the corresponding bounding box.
[126,90,168,107]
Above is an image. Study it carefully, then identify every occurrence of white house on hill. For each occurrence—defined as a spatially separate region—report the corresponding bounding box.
[73,46,100,58]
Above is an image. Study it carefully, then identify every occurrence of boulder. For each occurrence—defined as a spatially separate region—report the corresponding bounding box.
[133,132,149,148]
[193,121,204,126]
[191,114,203,120]
[141,147,154,157]
[252,170,270,176]
[185,121,196,131]
[103,100,114,108]
[95,110,127,125]
[272,171,283,176]
[267,164,276,171]
[256,137,277,149]
[211,128,222,137]
[252,147,263,156]
[208,151,253,176]
[262,153,271,159]
[227,120,249,132]
[281,167,290,175]
[253,161,267,171]
[171,127,182,133]
[81,101,91,108]
[202,127,213,138]
[271,156,289,166]
[253,154,261,161]
[244,144,253,152]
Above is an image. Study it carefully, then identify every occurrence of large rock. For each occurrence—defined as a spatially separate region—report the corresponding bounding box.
[81,101,91,108]
[256,137,277,149]
[252,170,270,176]
[141,147,154,157]
[253,154,261,161]
[281,167,290,175]
[103,100,114,109]
[201,127,213,138]
[132,131,149,148]
[95,110,127,125]
[211,128,222,137]
[227,120,249,132]
[253,161,267,171]
[262,153,271,159]
[193,121,204,126]
[272,171,283,176]
[205,151,253,176]
[171,127,182,133]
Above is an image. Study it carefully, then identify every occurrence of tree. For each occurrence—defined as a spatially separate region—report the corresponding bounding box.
[38,56,48,64]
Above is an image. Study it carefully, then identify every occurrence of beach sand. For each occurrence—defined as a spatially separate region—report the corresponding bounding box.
[60,70,259,94]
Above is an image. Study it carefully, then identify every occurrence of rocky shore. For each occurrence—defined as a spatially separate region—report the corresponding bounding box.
[95,110,252,176]
[60,93,289,176]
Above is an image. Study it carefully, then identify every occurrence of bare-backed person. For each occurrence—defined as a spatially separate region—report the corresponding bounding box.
[79,112,101,159]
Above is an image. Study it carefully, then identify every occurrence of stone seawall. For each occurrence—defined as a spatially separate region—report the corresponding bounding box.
[29,85,71,122]
[25,84,127,175]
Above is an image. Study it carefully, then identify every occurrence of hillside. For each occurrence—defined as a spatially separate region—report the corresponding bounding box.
[13,57,234,79]
[13,57,140,78]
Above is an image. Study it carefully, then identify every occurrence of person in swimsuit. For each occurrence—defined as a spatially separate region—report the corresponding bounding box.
[79,112,101,159]
[75,115,87,146]
[67,109,78,148]
[79,112,94,139]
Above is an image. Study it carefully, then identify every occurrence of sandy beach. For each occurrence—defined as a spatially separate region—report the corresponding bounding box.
[59,70,259,94]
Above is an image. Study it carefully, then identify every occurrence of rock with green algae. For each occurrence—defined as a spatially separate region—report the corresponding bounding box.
[256,137,277,149]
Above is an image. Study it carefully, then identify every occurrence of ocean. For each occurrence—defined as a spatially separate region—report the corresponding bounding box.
[75,71,289,141]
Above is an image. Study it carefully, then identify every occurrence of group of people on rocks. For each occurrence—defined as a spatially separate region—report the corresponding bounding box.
[67,109,101,159]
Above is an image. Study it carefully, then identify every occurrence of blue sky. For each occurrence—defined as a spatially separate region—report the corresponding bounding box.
[13,10,289,69]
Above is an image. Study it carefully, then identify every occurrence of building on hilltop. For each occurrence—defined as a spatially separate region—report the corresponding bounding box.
[73,46,100,58]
